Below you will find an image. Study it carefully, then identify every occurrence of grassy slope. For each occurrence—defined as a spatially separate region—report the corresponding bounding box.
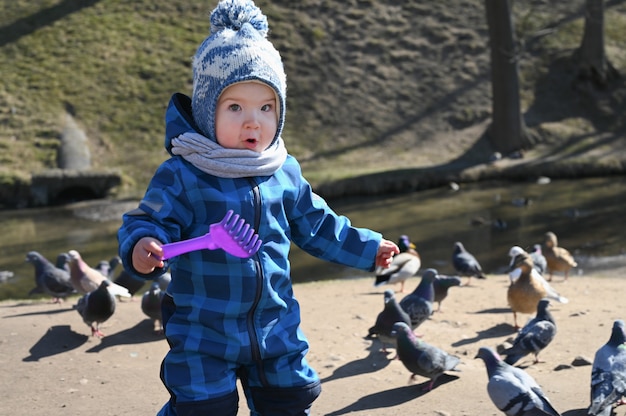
[0,0,624,200]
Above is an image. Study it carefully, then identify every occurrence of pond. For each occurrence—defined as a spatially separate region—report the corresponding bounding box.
[1,176,625,302]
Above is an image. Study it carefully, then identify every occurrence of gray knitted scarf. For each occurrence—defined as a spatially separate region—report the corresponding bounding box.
[170,132,287,178]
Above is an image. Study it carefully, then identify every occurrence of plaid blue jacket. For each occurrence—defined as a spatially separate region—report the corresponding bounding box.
[117,94,382,401]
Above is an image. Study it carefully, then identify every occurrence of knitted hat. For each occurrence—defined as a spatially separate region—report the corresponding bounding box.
[191,0,286,145]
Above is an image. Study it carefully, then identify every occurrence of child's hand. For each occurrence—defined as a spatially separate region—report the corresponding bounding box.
[375,239,400,269]
[132,237,165,274]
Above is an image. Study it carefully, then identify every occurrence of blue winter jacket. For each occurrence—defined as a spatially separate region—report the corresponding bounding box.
[117,93,382,401]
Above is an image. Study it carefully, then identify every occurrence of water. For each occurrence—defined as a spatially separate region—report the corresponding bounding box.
[1,177,625,301]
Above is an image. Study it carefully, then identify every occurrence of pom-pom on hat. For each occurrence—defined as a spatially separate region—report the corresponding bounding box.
[191,0,286,145]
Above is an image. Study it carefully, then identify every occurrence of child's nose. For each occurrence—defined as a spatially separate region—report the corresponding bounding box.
[244,111,261,129]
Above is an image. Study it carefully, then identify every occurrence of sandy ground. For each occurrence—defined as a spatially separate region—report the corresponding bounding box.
[1,268,626,416]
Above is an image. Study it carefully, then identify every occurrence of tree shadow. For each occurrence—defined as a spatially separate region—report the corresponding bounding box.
[23,324,88,362]
[324,374,459,415]
[525,52,625,133]
[303,74,490,169]
[520,0,626,148]
[520,42,626,169]
[451,322,516,347]
[0,0,103,48]
[320,340,392,384]
[85,319,164,353]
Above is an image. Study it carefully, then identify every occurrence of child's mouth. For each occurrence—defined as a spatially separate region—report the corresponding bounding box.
[244,138,259,150]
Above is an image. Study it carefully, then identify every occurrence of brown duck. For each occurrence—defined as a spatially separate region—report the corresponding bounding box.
[507,252,547,329]
[542,231,577,281]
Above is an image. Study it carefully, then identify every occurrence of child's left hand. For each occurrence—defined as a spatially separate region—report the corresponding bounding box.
[375,239,400,269]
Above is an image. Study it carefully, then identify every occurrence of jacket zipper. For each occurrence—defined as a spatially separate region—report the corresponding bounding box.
[246,179,269,387]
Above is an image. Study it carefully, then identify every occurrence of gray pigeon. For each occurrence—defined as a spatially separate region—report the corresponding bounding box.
[112,265,146,299]
[55,252,71,273]
[25,251,76,303]
[367,289,412,353]
[142,272,171,334]
[588,320,626,416]
[502,298,556,365]
[475,346,561,416]
[433,274,462,312]
[529,244,548,275]
[99,254,142,296]
[391,321,460,391]
[76,280,116,338]
[452,241,486,285]
[156,272,172,292]
[94,258,115,279]
[141,281,166,333]
[399,268,436,335]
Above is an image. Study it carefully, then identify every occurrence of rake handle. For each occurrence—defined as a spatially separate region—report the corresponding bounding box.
[160,233,216,260]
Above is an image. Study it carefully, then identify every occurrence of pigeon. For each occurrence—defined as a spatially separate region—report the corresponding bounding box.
[452,241,486,285]
[156,272,172,292]
[67,250,131,298]
[367,289,412,353]
[542,231,577,281]
[25,251,76,303]
[391,321,461,391]
[502,298,557,365]
[529,244,548,275]
[55,252,71,273]
[475,346,561,416]
[507,251,568,328]
[399,268,436,335]
[588,320,626,416]
[373,235,421,293]
[110,254,146,299]
[141,281,166,334]
[95,255,145,298]
[94,257,116,278]
[141,272,172,333]
[432,274,462,312]
[76,280,116,338]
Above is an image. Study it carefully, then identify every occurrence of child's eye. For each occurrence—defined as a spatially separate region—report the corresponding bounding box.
[261,104,272,112]
[228,104,241,111]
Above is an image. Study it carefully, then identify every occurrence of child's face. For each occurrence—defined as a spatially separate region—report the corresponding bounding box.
[215,82,278,152]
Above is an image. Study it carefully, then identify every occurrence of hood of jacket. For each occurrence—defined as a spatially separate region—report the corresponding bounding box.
[164,93,199,156]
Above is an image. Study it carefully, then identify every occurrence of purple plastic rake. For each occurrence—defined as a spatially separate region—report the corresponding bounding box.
[160,210,262,260]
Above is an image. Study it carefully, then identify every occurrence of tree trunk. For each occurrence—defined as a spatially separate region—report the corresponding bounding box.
[576,0,619,88]
[484,0,531,154]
